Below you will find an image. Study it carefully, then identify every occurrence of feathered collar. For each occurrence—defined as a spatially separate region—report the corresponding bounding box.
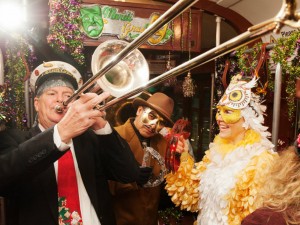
[212,129,261,156]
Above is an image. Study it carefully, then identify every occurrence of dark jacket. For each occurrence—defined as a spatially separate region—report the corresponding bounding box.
[0,126,140,225]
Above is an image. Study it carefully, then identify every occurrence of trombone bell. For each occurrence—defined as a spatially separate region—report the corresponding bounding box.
[91,40,149,98]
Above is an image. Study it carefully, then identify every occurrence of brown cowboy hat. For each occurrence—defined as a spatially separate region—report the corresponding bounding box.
[132,92,174,126]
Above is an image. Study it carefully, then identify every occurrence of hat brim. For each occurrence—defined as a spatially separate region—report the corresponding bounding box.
[133,98,174,126]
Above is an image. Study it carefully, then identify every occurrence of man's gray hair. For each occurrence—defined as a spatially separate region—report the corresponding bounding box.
[36,77,75,97]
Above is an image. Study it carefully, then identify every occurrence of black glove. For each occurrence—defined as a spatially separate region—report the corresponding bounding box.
[137,166,153,186]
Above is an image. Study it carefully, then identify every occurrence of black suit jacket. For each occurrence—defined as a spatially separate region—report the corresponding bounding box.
[0,126,139,225]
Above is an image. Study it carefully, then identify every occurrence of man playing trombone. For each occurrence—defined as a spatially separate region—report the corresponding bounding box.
[0,61,141,225]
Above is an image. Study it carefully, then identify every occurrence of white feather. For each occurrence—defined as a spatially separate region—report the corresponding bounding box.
[244,76,258,89]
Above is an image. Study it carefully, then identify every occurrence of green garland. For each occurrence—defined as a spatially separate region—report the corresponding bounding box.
[235,42,270,99]
[1,36,35,130]
[270,30,300,120]
[235,42,262,76]
[235,31,300,121]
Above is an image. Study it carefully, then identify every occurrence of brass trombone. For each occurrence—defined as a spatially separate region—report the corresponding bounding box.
[55,0,300,113]
[55,0,199,113]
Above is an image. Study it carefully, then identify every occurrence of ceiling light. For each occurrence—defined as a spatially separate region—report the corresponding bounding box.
[0,2,26,31]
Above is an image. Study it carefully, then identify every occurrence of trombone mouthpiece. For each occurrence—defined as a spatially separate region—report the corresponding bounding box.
[55,105,64,113]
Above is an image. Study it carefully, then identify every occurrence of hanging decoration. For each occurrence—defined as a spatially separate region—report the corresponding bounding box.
[0,36,36,130]
[47,0,85,65]
[163,51,177,87]
[180,13,185,52]
[182,71,195,97]
[163,21,177,87]
[182,9,196,97]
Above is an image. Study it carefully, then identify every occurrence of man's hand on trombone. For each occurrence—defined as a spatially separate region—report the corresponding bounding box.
[57,91,111,143]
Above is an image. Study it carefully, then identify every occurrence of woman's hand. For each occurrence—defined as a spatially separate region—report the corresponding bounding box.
[175,135,189,154]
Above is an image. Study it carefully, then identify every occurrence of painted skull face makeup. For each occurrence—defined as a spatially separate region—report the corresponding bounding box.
[140,107,166,133]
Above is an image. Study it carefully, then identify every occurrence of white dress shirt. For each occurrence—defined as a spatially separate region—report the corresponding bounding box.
[39,123,112,225]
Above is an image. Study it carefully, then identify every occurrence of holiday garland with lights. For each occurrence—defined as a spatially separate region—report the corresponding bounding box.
[47,0,85,65]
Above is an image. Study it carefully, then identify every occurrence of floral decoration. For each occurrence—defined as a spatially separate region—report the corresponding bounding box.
[47,0,85,65]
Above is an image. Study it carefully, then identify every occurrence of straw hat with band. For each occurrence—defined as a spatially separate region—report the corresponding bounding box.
[132,92,174,126]
[30,61,83,96]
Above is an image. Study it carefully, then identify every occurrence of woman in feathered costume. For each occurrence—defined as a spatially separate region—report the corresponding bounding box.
[165,74,278,225]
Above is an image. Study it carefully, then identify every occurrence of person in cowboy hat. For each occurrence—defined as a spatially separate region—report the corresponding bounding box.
[164,74,278,225]
[110,92,186,225]
[0,61,140,225]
